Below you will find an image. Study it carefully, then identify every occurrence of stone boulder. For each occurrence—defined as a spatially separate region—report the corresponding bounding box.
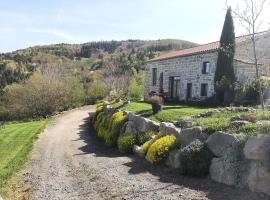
[145,119,160,132]
[180,126,206,148]
[174,117,193,129]
[243,136,270,164]
[247,161,270,196]
[165,149,182,169]
[229,120,250,129]
[206,131,239,157]
[160,122,181,137]
[127,113,159,133]
[210,141,248,187]
[124,121,138,134]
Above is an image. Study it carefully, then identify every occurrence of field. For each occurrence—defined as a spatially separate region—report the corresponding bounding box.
[0,120,50,194]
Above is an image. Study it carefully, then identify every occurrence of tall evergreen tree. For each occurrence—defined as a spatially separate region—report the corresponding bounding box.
[214,7,236,103]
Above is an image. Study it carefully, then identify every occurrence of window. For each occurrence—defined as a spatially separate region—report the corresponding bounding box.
[152,68,157,86]
[201,83,208,96]
[202,62,210,74]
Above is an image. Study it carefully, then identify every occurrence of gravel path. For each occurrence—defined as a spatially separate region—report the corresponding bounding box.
[15,107,269,200]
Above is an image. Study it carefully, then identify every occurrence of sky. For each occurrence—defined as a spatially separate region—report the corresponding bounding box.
[0,0,269,53]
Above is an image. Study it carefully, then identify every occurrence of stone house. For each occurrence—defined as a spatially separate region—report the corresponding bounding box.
[144,31,270,101]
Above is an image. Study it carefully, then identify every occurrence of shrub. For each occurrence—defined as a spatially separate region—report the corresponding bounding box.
[96,102,105,113]
[146,134,176,164]
[117,134,137,153]
[86,80,109,104]
[104,111,127,147]
[137,131,157,145]
[139,134,159,156]
[180,140,213,177]
[127,73,144,101]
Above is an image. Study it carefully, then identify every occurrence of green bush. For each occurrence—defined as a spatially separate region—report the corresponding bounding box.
[137,131,156,145]
[86,80,109,104]
[117,134,137,153]
[146,134,176,164]
[180,140,213,177]
[127,74,144,101]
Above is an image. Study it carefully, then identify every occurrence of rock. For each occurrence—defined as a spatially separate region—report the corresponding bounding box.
[192,110,216,118]
[247,161,270,196]
[230,115,242,122]
[133,145,143,157]
[210,141,248,187]
[145,119,160,132]
[160,122,181,138]
[165,149,182,169]
[127,112,137,121]
[206,131,238,157]
[180,126,206,148]
[243,136,270,164]
[124,121,138,134]
[174,117,193,128]
[256,120,270,126]
[210,158,237,186]
[229,120,250,129]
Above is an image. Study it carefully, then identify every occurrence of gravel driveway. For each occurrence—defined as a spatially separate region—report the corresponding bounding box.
[14,107,269,200]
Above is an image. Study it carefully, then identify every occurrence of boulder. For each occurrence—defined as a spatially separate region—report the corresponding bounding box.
[174,117,193,129]
[247,161,270,196]
[243,136,270,164]
[256,120,270,126]
[124,121,138,134]
[210,158,237,186]
[127,112,137,122]
[210,142,248,187]
[229,120,250,129]
[206,131,238,157]
[165,149,182,169]
[160,122,181,137]
[133,145,143,157]
[180,126,206,148]
[145,119,160,132]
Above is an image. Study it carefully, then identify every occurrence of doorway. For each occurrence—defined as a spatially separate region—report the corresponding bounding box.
[186,83,192,100]
[169,77,181,99]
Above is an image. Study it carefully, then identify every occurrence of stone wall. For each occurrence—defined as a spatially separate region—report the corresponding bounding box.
[144,51,218,101]
[101,106,270,196]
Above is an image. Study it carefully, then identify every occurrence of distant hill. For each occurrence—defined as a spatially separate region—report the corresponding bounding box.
[0,39,197,90]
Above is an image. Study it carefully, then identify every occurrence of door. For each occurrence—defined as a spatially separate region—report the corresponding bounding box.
[169,77,180,99]
[186,83,192,100]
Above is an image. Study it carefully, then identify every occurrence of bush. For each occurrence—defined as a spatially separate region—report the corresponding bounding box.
[146,134,176,164]
[0,72,85,120]
[139,134,159,156]
[137,131,156,145]
[93,110,127,147]
[180,140,213,177]
[117,134,137,153]
[86,80,109,104]
[127,73,144,101]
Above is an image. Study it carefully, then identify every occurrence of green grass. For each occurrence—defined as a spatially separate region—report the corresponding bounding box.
[111,101,270,137]
[0,119,50,194]
[112,101,209,122]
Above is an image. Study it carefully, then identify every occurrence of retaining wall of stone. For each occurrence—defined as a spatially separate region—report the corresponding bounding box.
[102,105,270,196]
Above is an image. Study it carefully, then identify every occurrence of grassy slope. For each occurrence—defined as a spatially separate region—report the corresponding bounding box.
[112,101,209,122]
[0,120,50,194]
[112,101,270,137]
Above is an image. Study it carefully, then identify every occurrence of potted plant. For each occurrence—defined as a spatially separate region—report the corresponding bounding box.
[150,95,164,114]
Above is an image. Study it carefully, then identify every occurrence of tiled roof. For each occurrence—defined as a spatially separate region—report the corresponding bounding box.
[147,42,219,62]
[146,31,269,63]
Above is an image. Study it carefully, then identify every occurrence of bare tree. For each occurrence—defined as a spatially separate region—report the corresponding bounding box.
[227,0,269,109]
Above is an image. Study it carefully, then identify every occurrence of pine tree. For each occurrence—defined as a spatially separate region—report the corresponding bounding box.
[214,7,236,103]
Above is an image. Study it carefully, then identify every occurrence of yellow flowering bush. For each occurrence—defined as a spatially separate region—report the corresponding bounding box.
[140,134,159,156]
[146,134,176,164]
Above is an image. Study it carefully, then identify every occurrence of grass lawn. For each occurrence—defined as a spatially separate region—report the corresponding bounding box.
[0,119,50,194]
[112,101,210,122]
[111,101,270,137]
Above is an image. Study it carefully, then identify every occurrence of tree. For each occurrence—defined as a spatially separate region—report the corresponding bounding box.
[214,7,236,103]
[227,0,269,108]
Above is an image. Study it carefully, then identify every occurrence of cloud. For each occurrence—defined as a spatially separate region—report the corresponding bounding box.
[29,28,86,42]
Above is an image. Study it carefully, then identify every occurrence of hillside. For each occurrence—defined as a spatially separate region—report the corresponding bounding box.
[0,39,196,88]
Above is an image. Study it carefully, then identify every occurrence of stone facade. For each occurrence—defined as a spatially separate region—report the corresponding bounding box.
[144,32,270,101]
